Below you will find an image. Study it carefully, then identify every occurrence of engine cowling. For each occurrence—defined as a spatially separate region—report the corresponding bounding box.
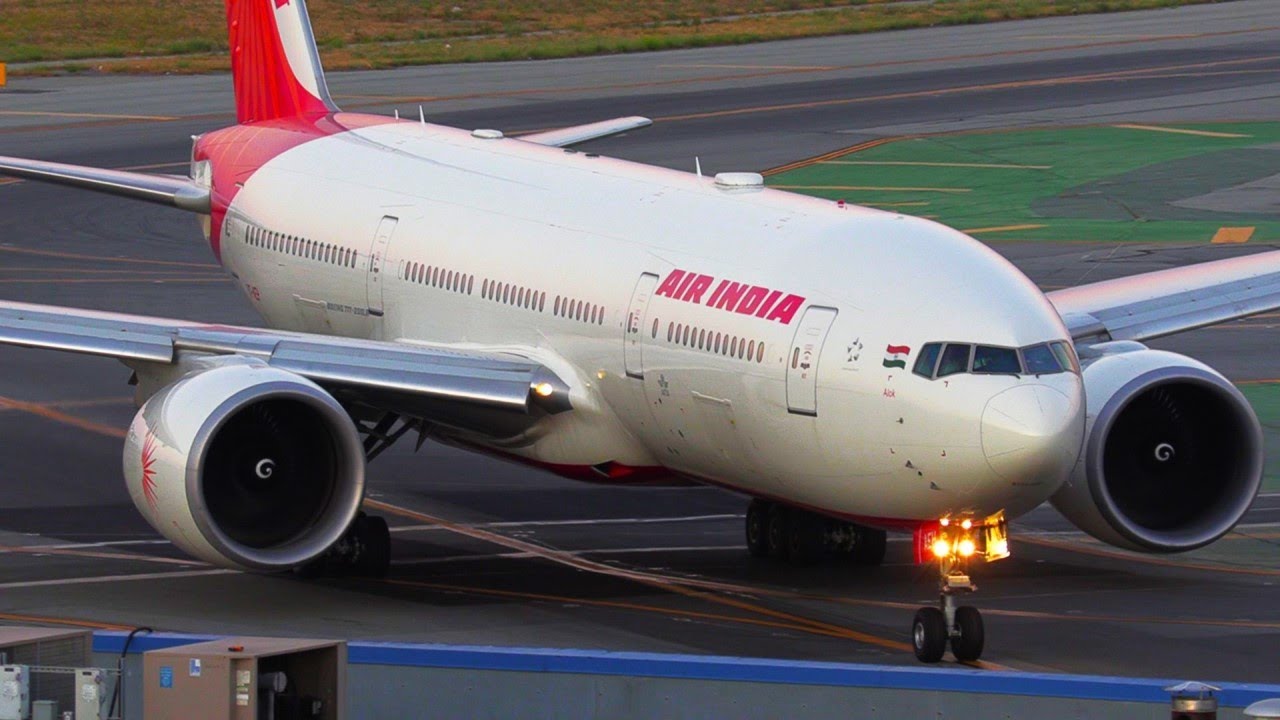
[1051,346,1262,552]
[123,360,366,571]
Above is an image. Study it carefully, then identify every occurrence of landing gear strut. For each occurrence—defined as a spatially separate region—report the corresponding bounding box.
[744,499,887,566]
[911,515,1007,663]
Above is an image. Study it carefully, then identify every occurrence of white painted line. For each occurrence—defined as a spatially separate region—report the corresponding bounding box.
[394,544,747,566]
[0,569,236,590]
[34,539,169,550]
[389,514,744,533]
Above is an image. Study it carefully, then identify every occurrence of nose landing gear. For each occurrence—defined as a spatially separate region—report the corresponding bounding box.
[911,514,1008,663]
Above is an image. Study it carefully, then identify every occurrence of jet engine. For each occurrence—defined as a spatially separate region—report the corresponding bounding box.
[122,360,366,571]
[1051,346,1262,552]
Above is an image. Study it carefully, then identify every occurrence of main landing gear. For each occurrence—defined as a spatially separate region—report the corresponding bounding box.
[911,515,1009,664]
[745,499,887,566]
[296,512,392,579]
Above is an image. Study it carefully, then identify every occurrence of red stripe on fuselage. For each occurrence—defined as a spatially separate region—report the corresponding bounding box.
[194,112,398,262]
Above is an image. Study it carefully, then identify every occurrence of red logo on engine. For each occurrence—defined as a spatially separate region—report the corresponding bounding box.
[140,431,159,512]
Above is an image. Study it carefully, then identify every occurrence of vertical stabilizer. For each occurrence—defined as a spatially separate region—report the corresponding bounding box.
[226,0,339,124]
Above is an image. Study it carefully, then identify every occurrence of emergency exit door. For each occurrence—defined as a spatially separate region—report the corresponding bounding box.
[624,273,659,379]
[786,306,838,416]
[366,215,398,316]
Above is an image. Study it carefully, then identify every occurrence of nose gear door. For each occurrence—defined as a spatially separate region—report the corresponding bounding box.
[786,306,837,415]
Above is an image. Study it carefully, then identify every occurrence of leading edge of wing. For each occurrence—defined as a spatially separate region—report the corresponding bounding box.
[519,116,652,148]
[0,301,569,416]
[0,155,210,213]
[1048,248,1280,343]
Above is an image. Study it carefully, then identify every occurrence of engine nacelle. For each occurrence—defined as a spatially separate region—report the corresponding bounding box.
[1051,347,1262,552]
[123,360,366,571]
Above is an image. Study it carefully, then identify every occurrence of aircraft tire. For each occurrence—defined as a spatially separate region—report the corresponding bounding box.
[849,526,887,566]
[356,515,392,578]
[766,504,791,560]
[786,511,825,565]
[912,607,947,663]
[745,499,772,558]
[950,606,985,662]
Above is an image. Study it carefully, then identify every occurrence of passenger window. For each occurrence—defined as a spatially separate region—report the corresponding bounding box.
[1051,341,1079,373]
[757,342,765,363]
[683,325,691,346]
[913,343,942,378]
[937,344,971,377]
[973,346,1021,375]
[748,340,755,359]
[1022,344,1061,375]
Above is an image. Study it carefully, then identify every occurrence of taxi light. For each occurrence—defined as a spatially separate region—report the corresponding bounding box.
[533,382,555,398]
[931,539,951,558]
[961,519,972,530]
[939,518,950,527]
[958,538,976,557]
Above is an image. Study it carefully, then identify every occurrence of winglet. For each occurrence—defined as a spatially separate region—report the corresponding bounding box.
[226,0,339,124]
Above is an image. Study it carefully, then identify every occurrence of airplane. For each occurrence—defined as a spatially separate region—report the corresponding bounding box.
[0,0,1275,665]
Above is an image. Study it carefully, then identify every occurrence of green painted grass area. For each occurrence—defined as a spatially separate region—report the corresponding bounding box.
[770,123,1280,243]
[1240,384,1280,493]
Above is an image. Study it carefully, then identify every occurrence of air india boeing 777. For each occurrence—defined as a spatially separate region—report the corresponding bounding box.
[1,0,1274,663]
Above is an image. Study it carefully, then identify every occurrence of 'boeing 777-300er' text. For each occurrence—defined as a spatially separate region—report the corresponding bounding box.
[1,0,1274,663]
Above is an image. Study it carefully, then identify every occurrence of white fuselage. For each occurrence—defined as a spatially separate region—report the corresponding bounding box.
[213,117,1085,526]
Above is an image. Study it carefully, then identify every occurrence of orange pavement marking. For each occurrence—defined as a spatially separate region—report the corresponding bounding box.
[772,185,970,193]
[1211,227,1255,244]
[366,499,917,655]
[963,224,1047,235]
[1114,123,1250,138]
[0,612,131,631]
[0,395,126,439]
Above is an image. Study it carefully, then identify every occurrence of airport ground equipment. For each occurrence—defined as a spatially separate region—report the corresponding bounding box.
[0,629,93,717]
[142,637,344,720]
[1168,682,1220,720]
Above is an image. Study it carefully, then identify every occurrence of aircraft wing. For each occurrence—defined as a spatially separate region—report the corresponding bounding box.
[0,301,571,431]
[519,116,652,148]
[0,155,210,213]
[1047,249,1280,344]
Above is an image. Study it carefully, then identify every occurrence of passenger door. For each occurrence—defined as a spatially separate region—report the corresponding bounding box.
[366,215,398,317]
[624,273,659,379]
[786,306,838,416]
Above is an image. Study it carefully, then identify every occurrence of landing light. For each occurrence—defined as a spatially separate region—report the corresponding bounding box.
[960,519,972,531]
[533,382,555,398]
[958,538,976,557]
[931,539,951,558]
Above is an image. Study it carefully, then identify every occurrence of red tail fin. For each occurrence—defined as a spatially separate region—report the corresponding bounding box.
[225,0,338,124]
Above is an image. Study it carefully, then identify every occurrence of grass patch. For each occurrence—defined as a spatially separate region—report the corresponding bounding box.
[768,123,1280,243]
[0,0,1228,75]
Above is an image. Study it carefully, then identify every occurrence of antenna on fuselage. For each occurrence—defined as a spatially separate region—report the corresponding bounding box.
[419,106,426,124]
[695,157,703,178]
[394,109,400,120]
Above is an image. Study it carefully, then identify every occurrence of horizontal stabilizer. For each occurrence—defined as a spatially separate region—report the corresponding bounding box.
[0,155,210,213]
[520,116,652,148]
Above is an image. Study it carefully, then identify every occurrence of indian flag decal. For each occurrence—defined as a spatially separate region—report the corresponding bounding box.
[883,344,911,369]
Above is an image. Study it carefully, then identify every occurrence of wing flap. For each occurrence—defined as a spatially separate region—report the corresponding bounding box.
[0,301,569,417]
[1049,249,1280,343]
[519,116,652,148]
[0,155,210,213]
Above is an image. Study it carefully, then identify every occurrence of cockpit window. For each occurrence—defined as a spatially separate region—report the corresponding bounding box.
[911,339,1079,380]
[973,345,1021,374]
[1051,341,1079,374]
[1021,343,1062,375]
[1018,343,1059,371]
[914,343,942,378]
[937,344,971,377]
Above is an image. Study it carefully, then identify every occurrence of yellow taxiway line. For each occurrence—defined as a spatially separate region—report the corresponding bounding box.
[1113,123,1251,138]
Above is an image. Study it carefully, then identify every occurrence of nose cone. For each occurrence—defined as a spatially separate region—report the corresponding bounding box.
[982,384,1083,486]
